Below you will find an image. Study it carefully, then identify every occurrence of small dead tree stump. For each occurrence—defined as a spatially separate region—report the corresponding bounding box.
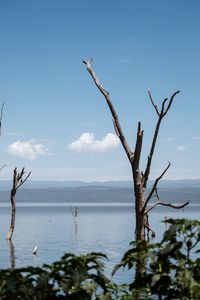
[6,167,31,240]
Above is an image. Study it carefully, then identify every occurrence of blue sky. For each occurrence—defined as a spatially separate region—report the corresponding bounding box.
[0,0,200,181]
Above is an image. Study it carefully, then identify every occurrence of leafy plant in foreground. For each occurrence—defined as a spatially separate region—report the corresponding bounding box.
[0,252,110,300]
[113,218,200,299]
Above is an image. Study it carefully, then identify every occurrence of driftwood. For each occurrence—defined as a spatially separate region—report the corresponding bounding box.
[83,59,189,238]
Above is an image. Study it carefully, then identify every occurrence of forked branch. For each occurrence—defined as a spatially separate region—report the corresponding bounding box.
[145,188,190,214]
[143,162,171,212]
[162,91,180,117]
[143,91,180,187]
[15,167,31,190]
[146,200,190,214]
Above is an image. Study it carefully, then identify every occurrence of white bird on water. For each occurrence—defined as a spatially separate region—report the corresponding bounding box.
[33,246,38,255]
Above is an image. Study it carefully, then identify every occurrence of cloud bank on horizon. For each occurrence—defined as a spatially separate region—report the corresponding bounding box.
[68,132,120,153]
[7,140,52,160]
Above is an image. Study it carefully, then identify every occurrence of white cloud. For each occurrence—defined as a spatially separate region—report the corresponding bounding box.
[7,140,53,160]
[176,145,185,152]
[68,132,120,153]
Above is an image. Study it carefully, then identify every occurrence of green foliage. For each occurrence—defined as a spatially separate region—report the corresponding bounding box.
[0,219,200,299]
[0,252,110,300]
[114,218,200,299]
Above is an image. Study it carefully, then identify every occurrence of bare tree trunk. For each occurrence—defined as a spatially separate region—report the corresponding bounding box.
[6,167,31,240]
[83,59,189,238]
[7,240,16,269]
[6,191,16,240]
[133,172,145,238]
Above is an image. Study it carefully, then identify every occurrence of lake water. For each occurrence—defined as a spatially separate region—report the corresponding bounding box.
[0,202,199,283]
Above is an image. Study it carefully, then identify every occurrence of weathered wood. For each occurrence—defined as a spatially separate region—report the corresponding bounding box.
[83,59,133,163]
[6,167,31,240]
[7,240,16,269]
[83,60,189,238]
[143,162,171,212]
[145,188,190,214]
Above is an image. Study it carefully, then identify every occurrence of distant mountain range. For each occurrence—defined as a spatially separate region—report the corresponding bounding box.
[0,179,199,190]
[0,179,199,205]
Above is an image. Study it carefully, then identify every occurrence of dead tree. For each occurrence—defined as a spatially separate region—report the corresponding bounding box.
[71,206,78,235]
[71,206,78,218]
[6,167,31,240]
[83,59,189,238]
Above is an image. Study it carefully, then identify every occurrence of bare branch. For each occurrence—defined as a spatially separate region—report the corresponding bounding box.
[16,171,31,190]
[83,59,109,94]
[148,90,159,116]
[133,122,143,170]
[83,59,133,162]
[144,222,155,238]
[160,98,168,116]
[143,162,171,211]
[145,187,189,214]
[145,200,190,214]
[17,167,25,181]
[163,90,180,117]
[112,119,120,137]
[143,91,180,188]
[0,164,5,172]
[143,116,162,187]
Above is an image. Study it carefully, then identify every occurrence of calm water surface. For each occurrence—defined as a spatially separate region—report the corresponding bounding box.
[0,203,199,282]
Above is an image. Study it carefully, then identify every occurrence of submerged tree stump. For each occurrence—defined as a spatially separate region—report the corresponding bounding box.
[7,167,31,240]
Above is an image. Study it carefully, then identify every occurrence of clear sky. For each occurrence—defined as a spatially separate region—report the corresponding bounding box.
[0,0,200,182]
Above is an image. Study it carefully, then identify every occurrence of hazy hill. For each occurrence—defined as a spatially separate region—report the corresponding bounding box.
[0,179,199,190]
[0,183,199,205]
